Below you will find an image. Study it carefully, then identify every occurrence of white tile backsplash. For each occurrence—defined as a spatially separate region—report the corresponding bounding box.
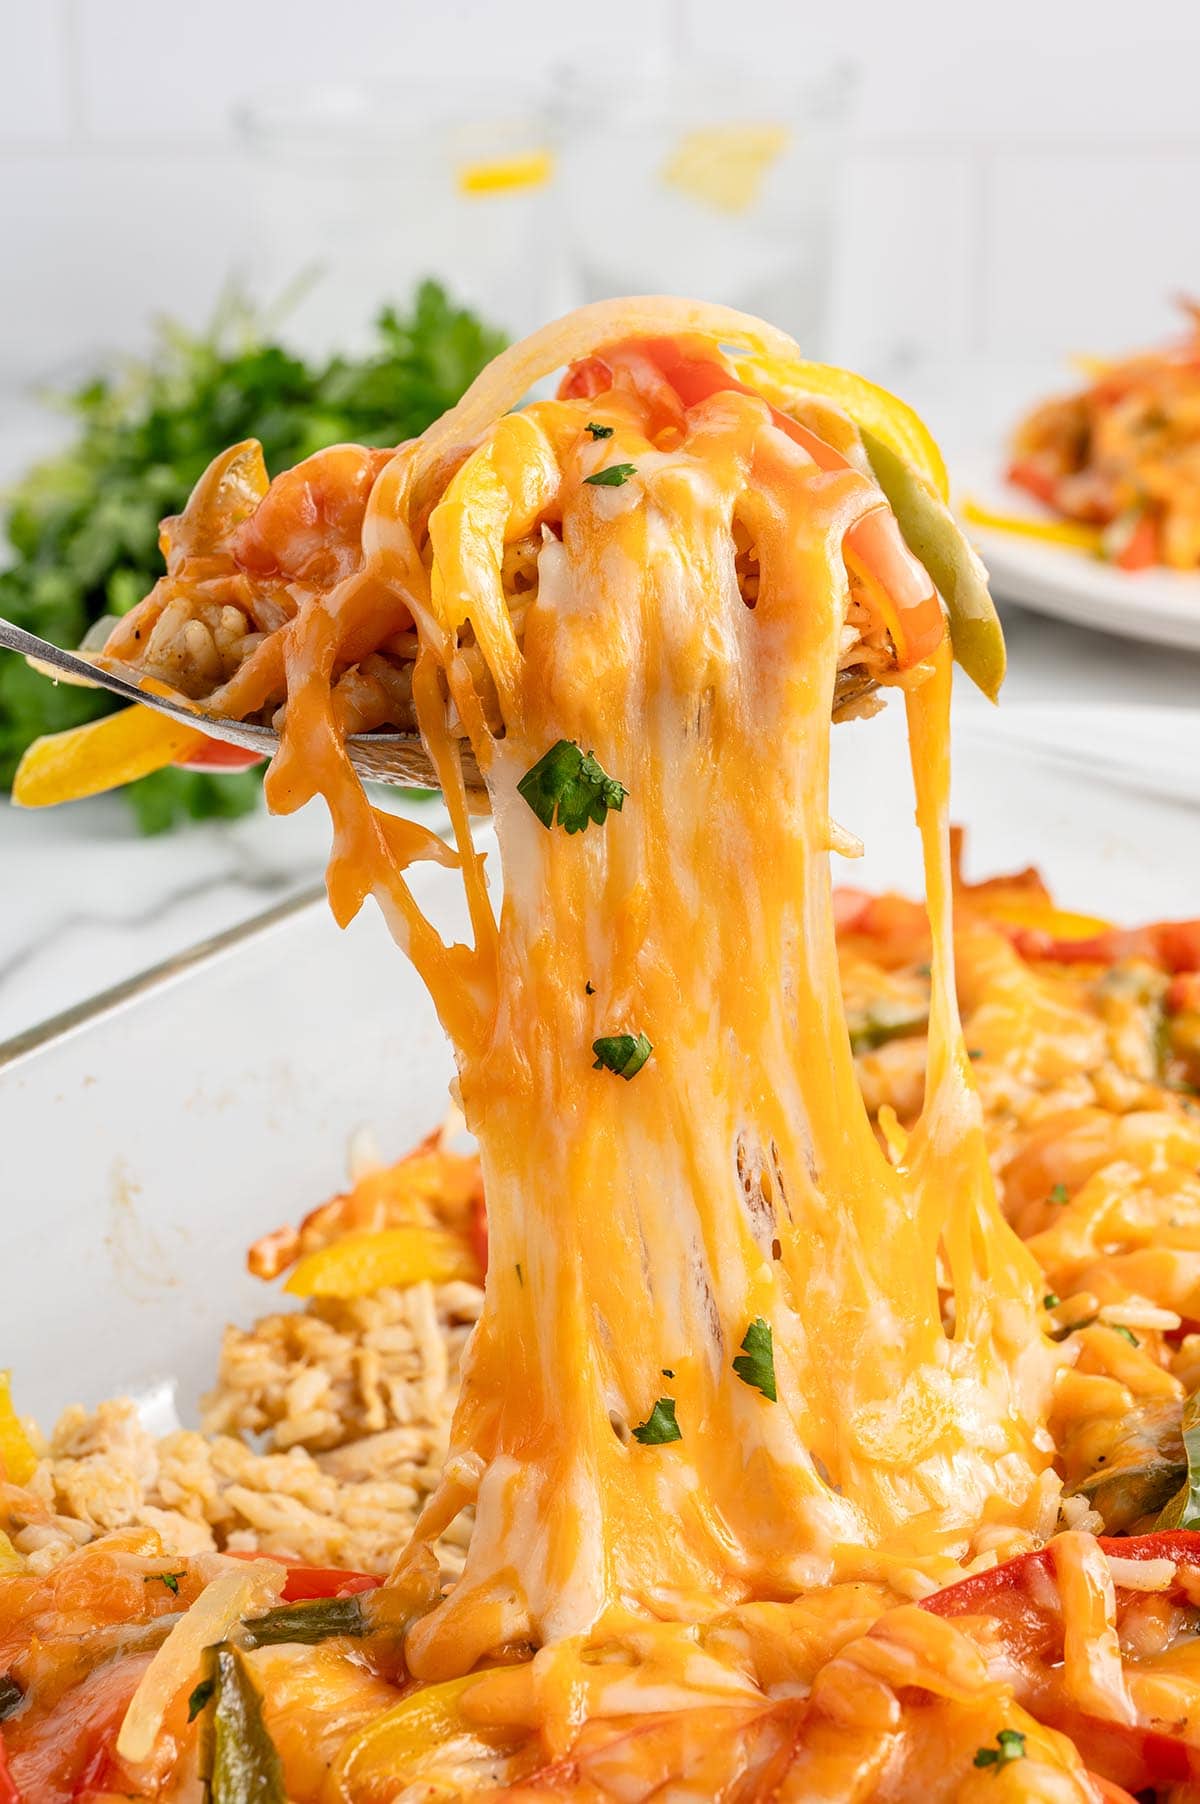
[827,150,979,373]
[0,0,72,141]
[0,0,1197,387]
[3,150,256,381]
[985,149,1200,360]
[685,0,1200,139]
[73,0,674,139]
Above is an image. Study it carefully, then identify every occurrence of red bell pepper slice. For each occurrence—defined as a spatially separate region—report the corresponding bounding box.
[558,355,613,402]
[926,1533,1200,1791]
[0,1734,21,1804]
[224,1551,382,1600]
[926,1530,1200,1622]
[999,916,1200,973]
[1007,457,1065,512]
[1113,511,1161,572]
[278,1563,381,1601]
[1156,921,1200,974]
[176,736,265,772]
[1059,1712,1194,1791]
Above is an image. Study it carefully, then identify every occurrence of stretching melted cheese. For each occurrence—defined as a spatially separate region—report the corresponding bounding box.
[242,302,1056,1682]
[31,301,1200,1799]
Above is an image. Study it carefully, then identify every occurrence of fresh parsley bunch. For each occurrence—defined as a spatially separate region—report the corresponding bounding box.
[0,281,505,832]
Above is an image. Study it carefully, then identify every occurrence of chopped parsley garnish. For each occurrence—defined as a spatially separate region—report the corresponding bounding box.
[973,1729,1026,1769]
[1049,1183,1069,1205]
[632,1398,681,1445]
[145,1570,184,1595]
[517,739,627,834]
[661,1368,675,1378]
[585,981,595,996]
[584,462,637,487]
[1043,1293,1059,1310]
[967,1047,983,1061]
[1110,1323,1140,1346]
[585,421,614,439]
[592,1032,654,1081]
[187,1675,215,1722]
[732,1317,777,1402]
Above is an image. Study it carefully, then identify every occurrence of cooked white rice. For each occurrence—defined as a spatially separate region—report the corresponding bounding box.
[9,1279,481,1577]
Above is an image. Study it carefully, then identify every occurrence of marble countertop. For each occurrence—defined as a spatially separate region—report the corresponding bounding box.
[3,601,1198,1048]
[1,789,331,1044]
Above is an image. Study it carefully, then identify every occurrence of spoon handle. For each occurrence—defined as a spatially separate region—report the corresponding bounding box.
[0,616,147,699]
[0,614,457,791]
[0,616,872,798]
[0,614,281,747]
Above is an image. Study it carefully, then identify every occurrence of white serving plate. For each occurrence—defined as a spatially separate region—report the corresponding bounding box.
[4,701,1200,1432]
[961,460,1200,653]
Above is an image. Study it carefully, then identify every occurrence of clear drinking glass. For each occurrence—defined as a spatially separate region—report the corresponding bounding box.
[552,58,856,357]
[235,80,562,355]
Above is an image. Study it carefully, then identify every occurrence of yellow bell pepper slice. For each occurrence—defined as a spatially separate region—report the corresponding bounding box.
[0,1371,38,1486]
[734,353,1007,701]
[963,497,1104,555]
[12,704,207,808]
[978,897,1112,941]
[331,1673,487,1793]
[285,1226,480,1300]
[737,352,949,498]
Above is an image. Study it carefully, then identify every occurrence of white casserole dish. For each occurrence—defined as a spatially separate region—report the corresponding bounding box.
[3,700,1199,1431]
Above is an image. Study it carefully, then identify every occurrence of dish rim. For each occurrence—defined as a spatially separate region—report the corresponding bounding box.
[0,880,326,1073]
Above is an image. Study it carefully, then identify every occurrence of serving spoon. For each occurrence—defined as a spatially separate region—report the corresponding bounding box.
[0,616,457,791]
[0,617,879,795]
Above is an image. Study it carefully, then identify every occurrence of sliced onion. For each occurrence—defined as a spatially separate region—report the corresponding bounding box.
[80,615,121,654]
[404,297,804,508]
[116,1557,285,1766]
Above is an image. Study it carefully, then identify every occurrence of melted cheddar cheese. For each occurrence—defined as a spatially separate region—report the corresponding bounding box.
[217,304,1057,1680]
[26,300,1188,1801]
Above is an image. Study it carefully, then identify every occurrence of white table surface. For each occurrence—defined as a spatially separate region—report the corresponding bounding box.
[3,365,1199,1048]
